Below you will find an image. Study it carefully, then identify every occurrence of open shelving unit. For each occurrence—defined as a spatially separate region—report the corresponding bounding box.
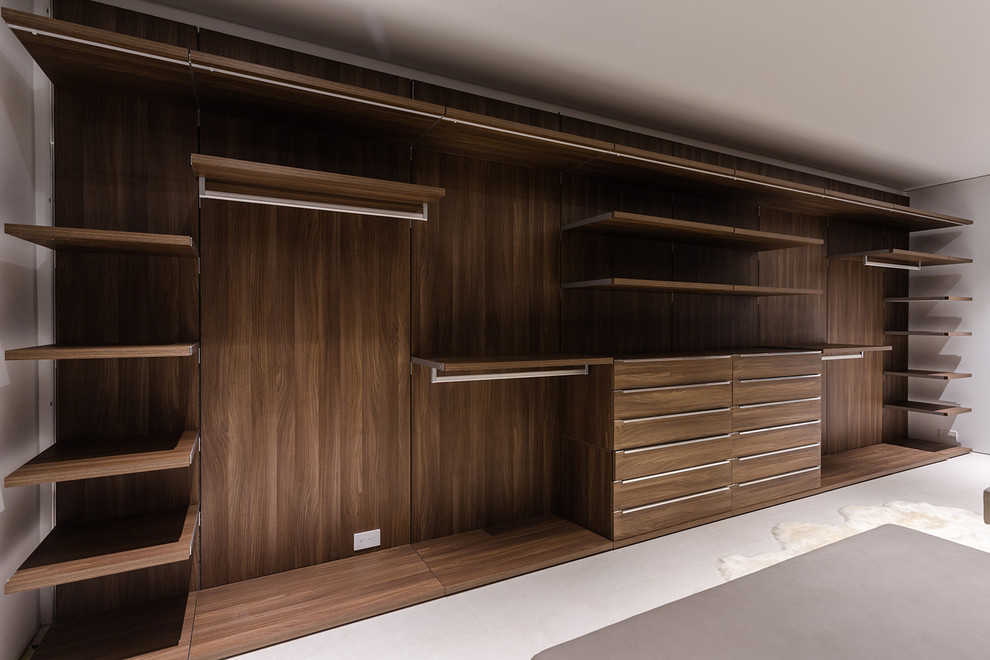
[883,369,971,380]
[883,401,972,416]
[4,223,199,257]
[831,248,972,269]
[562,278,821,296]
[5,342,199,360]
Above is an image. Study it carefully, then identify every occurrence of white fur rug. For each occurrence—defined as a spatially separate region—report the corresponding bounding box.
[718,501,990,581]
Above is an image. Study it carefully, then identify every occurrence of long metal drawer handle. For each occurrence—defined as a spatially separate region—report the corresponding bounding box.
[617,355,732,363]
[618,381,731,393]
[430,365,588,384]
[621,434,733,454]
[737,397,821,409]
[620,408,731,423]
[738,420,820,434]
[618,460,730,484]
[736,443,821,461]
[738,351,821,357]
[737,374,821,383]
[618,487,730,514]
[736,466,819,487]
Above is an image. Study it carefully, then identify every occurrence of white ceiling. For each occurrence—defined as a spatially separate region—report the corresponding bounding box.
[145,0,990,191]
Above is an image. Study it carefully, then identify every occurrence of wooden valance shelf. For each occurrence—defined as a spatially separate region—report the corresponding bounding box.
[883,401,972,416]
[2,8,973,231]
[562,211,823,250]
[562,278,822,296]
[883,369,972,380]
[411,515,613,595]
[4,223,198,258]
[5,343,199,361]
[31,594,196,660]
[190,154,446,221]
[885,296,972,303]
[4,431,199,488]
[832,249,972,268]
[884,330,971,337]
[4,505,199,594]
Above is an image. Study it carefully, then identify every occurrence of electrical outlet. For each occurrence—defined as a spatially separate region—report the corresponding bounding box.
[354,529,381,551]
[938,429,959,444]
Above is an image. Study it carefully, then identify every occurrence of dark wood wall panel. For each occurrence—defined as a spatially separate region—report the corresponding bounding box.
[54,0,197,46]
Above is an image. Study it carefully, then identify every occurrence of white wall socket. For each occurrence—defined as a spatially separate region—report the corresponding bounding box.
[938,428,959,443]
[354,529,381,551]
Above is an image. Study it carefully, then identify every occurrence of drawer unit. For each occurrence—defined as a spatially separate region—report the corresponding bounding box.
[613,408,732,450]
[615,434,734,480]
[614,355,732,390]
[732,397,821,432]
[613,487,732,541]
[734,420,821,456]
[732,467,821,510]
[614,382,732,419]
[732,443,821,483]
[613,460,731,510]
[733,351,821,380]
[733,374,821,406]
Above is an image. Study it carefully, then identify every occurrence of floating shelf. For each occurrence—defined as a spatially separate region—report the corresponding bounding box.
[885,296,972,303]
[884,330,971,337]
[4,431,199,488]
[32,594,196,660]
[4,505,199,594]
[411,515,613,595]
[562,211,823,250]
[884,369,972,380]
[190,154,445,221]
[832,249,972,269]
[883,401,972,416]
[4,223,198,258]
[562,278,821,296]
[5,343,199,361]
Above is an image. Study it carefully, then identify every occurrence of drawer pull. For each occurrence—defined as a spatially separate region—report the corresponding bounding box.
[621,408,731,424]
[738,420,820,435]
[619,487,731,514]
[737,374,821,383]
[618,381,731,394]
[737,443,820,461]
[617,355,732,363]
[621,434,733,454]
[737,351,821,357]
[619,460,731,484]
[737,397,821,409]
[736,466,819,487]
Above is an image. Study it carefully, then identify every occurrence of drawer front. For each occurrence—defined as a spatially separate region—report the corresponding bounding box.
[732,444,821,483]
[613,408,732,450]
[732,467,821,510]
[734,420,821,456]
[613,487,732,541]
[613,460,732,510]
[615,434,734,480]
[614,382,732,420]
[732,397,821,432]
[733,374,821,406]
[733,352,821,380]
[614,356,732,390]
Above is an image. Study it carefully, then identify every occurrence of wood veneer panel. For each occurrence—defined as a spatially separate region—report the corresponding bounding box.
[883,401,972,416]
[4,224,198,257]
[818,443,951,489]
[5,343,198,360]
[563,278,820,296]
[412,515,612,595]
[801,343,891,355]
[189,546,444,660]
[558,438,613,539]
[883,369,972,380]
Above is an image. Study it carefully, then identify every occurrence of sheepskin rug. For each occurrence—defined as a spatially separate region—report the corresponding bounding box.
[717,501,990,581]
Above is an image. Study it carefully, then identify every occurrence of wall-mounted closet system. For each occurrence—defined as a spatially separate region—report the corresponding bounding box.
[0,1,975,658]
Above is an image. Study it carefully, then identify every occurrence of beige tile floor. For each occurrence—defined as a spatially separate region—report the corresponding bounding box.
[237,452,990,659]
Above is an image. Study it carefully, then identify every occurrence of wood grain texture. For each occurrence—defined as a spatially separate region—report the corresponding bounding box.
[819,443,951,490]
[563,278,821,296]
[731,444,821,483]
[615,434,734,481]
[883,369,972,380]
[4,223,197,257]
[882,401,972,416]
[613,382,732,419]
[831,249,972,267]
[557,438,613,539]
[731,398,822,432]
[413,355,611,372]
[560,363,614,451]
[411,515,612,595]
[732,467,820,509]
[732,374,821,406]
[5,343,198,360]
[613,409,733,450]
[189,546,444,660]
[613,460,732,510]
[734,421,821,457]
[614,356,732,389]
[612,487,731,540]
[732,352,822,379]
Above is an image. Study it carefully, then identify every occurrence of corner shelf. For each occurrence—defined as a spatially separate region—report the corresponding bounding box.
[4,223,198,258]
[882,401,972,416]
[4,505,199,594]
[5,343,199,361]
[884,330,971,337]
[190,154,446,221]
[884,296,972,303]
[562,278,821,296]
[4,431,199,488]
[831,249,972,269]
[883,369,971,380]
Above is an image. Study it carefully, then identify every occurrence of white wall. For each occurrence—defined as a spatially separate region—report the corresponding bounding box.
[909,177,990,454]
[0,0,44,657]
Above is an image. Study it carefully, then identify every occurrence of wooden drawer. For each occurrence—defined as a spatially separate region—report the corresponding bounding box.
[614,355,732,390]
[614,382,732,420]
[732,467,821,510]
[613,460,731,510]
[613,408,732,450]
[615,434,734,480]
[732,397,821,432]
[613,487,732,541]
[733,352,821,380]
[734,420,821,456]
[733,374,821,406]
[732,443,821,483]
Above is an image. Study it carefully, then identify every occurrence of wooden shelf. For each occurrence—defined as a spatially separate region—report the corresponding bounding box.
[819,443,962,491]
[832,249,972,268]
[33,594,196,660]
[884,330,971,337]
[4,505,198,594]
[563,278,821,296]
[190,154,445,221]
[188,546,443,660]
[885,296,972,303]
[4,431,199,488]
[791,343,891,356]
[883,401,972,416]
[5,343,199,361]
[888,437,972,458]
[412,355,611,373]
[884,369,972,380]
[4,223,198,258]
[562,211,823,250]
[412,515,612,595]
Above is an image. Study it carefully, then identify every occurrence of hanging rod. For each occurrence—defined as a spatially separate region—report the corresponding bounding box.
[430,365,589,384]
[821,352,864,361]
